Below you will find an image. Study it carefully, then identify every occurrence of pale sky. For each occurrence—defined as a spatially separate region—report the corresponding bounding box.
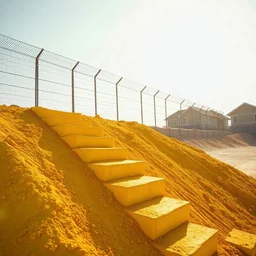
[0,0,256,116]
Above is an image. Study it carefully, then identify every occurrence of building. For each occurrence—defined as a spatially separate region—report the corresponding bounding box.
[165,107,229,130]
[227,102,256,134]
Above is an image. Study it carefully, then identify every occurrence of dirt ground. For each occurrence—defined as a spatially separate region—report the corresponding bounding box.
[185,133,256,178]
[208,146,256,178]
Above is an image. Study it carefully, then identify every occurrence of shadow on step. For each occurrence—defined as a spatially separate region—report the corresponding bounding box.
[18,109,162,255]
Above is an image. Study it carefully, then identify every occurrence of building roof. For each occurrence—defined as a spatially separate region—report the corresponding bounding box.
[227,102,256,116]
[165,107,230,120]
[164,110,186,120]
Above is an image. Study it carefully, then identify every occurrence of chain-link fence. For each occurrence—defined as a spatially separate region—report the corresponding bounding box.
[0,33,229,130]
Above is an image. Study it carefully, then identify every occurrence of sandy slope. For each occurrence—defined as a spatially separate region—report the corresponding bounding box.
[184,133,256,151]
[0,106,255,256]
[185,134,256,177]
[0,106,160,256]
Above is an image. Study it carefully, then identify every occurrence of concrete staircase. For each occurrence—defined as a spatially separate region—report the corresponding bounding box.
[32,107,218,256]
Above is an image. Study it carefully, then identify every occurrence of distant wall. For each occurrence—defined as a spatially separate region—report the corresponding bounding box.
[151,127,231,140]
[230,123,256,135]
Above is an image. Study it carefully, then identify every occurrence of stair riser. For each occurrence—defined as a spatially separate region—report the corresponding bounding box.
[106,180,165,207]
[53,126,104,137]
[74,148,128,163]
[192,232,218,256]
[154,223,218,256]
[89,162,145,181]
[63,136,115,149]
[130,204,190,240]
[156,232,218,256]
[32,107,81,118]
[43,117,92,127]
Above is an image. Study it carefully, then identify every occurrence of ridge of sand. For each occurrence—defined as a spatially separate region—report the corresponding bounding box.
[0,105,255,256]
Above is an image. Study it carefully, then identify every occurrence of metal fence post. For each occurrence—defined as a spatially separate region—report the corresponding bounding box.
[153,90,160,127]
[206,107,210,137]
[191,103,195,128]
[94,69,101,116]
[165,94,171,128]
[71,61,79,113]
[179,99,185,135]
[35,48,44,107]
[140,86,147,124]
[213,109,218,131]
[115,77,123,121]
[200,106,204,130]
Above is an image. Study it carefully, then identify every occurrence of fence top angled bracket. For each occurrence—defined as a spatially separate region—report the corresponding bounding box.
[140,85,147,93]
[180,99,185,105]
[94,69,101,78]
[116,77,123,85]
[36,48,44,60]
[165,94,171,101]
[154,90,160,97]
[72,61,79,71]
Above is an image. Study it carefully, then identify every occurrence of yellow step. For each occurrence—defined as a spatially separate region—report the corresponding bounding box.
[225,229,256,256]
[128,196,190,240]
[88,160,145,181]
[154,222,218,256]
[63,135,115,148]
[74,147,128,163]
[42,116,92,127]
[52,125,104,137]
[32,106,81,118]
[105,176,165,207]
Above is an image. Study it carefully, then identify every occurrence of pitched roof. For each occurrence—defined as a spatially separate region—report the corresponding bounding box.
[227,102,256,116]
[165,110,186,120]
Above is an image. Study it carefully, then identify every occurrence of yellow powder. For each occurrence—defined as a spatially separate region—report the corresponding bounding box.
[0,105,255,256]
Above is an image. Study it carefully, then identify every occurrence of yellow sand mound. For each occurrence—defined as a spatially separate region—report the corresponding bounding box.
[0,105,255,256]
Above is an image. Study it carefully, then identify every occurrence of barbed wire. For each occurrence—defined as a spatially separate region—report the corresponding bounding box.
[0,33,227,128]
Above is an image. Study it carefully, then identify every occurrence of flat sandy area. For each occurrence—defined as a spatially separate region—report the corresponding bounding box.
[185,133,256,178]
[207,146,256,178]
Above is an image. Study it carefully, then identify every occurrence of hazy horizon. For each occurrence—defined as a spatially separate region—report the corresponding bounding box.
[1,0,256,114]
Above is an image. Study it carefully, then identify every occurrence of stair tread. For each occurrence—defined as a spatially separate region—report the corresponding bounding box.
[106,175,164,188]
[43,115,82,120]
[225,229,256,251]
[76,147,126,150]
[42,116,92,127]
[129,196,189,219]
[54,124,98,128]
[155,222,218,255]
[32,107,81,118]
[63,135,112,139]
[90,159,144,166]
[63,135,115,149]
[53,125,104,137]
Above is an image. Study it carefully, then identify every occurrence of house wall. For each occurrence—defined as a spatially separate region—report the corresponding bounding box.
[231,113,255,125]
[167,109,229,130]
[219,119,229,130]
[200,116,218,129]
[230,123,256,134]
[167,119,180,128]
[230,104,256,125]
[182,109,200,127]
[229,104,256,134]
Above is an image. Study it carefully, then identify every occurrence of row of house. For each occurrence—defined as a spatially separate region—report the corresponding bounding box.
[165,102,256,134]
[227,102,256,134]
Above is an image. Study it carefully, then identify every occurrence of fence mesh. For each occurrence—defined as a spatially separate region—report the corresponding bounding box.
[0,33,228,130]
